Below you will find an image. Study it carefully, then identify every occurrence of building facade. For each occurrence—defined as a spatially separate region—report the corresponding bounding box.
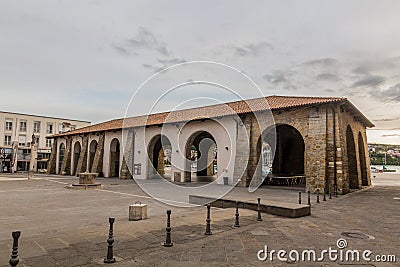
[0,111,90,173]
[48,96,374,194]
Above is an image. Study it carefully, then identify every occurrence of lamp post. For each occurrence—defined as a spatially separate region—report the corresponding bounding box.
[28,134,38,179]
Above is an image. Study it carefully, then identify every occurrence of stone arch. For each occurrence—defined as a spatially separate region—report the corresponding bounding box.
[72,141,81,175]
[88,140,97,172]
[262,124,305,177]
[346,125,359,189]
[358,132,368,186]
[184,131,217,182]
[109,138,120,177]
[58,143,65,174]
[147,134,172,179]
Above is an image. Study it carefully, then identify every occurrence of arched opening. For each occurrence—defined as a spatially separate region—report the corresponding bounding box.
[185,131,217,182]
[262,124,305,186]
[88,140,97,172]
[58,143,65,174]
[147,135,172,179]
[346,126,359,189]
[72,142,81,175]
[109,138,120,177]
[358,132,368,186]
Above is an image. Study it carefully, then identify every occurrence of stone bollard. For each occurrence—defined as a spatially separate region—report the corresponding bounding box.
[162,210,173,247]
[307,191,311,206]
[205,204,212,235]
[104,218,116,264]
[257,198,262,222]
[9,231,21,267]
[234,201,240,227]
[316,189,320,203]
[298,192,302,205]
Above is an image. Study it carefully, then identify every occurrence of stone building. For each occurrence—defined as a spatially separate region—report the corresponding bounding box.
[0,111,90,173]
[47,95,374,194]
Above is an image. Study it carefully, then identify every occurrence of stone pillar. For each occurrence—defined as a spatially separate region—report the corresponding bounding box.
[157,148,165,175]
[233,114,251,187]
[91,133,105,174]
[75,135,88,176]
[47,139,57,174]
[120,129,134,179]
[60,137,72,175]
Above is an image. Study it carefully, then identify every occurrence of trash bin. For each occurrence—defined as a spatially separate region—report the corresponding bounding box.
[223,177,229,185]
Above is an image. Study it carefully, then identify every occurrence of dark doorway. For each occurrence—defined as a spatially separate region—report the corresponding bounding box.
[346,126,359,189]
[358,132,368,186]
[109,138,120,177]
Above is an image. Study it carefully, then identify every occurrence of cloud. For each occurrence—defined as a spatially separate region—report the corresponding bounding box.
[143,57,186,73]
[316,73,340,81]
[263,69,296,90]
[231,42,273,57]
[112,26,169,56]
[303,58,337,66]
[352,74,385,87]
[373,116,400,122]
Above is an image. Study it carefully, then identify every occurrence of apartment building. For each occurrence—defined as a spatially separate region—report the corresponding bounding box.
[0,111,90,173]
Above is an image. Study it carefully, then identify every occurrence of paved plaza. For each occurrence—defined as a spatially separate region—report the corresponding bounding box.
[0,173,399,266]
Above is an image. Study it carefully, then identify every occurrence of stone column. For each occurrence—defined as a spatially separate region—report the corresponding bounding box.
[91,133,105,174]
[47,139,57,174]
[75,135,88,176]
[120,129,134,179]
[60,137,72,175]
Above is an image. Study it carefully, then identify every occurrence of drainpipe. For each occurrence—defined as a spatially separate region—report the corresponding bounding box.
[331,107,337,194]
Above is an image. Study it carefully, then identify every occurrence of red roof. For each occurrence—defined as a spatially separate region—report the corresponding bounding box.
[51,95,373,137]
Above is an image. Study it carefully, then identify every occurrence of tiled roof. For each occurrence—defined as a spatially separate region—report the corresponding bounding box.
[50,95,373,137]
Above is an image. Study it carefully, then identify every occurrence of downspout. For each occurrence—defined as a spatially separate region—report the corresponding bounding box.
[332,106,337,193]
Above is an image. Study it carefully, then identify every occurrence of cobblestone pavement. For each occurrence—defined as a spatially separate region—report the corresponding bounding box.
[0,173,399,266]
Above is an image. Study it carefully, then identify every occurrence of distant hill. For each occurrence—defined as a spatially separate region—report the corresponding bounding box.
[368,143,400,165]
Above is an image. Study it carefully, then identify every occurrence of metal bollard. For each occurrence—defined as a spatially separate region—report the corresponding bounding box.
[257,198,262,222]
[316,189,320,203]
[104,218,116,264]
[334,184,338,197]
[307,191,311,206]
[298,192,302,205]
[9,231,21,267]
[162,210,173,247]
[234,201,240,227]
[205,204,212,235]
[329,192,332,199]
[323,193,326,201]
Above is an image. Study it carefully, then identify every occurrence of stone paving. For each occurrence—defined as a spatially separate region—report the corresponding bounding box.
[0,173,399,266]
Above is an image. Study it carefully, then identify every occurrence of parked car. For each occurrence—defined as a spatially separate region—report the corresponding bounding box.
[370,166,379,173]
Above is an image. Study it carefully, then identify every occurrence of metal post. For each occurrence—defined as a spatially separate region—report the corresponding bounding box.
[9,231,21,267]
[317,189,320,203]
[307,191,311,206]
[298,192,302,204]
[329,192,332,199]
[234,201,240,227]
[334,184,338,197]
[323,193,326,201]
[257,198,262,221]
[163,210,173,247]
[205,204,212,235]
[104,218,116,263]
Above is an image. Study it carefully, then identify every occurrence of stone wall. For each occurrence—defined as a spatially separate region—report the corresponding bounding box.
[75,135,88,176]
[91,133,105,175]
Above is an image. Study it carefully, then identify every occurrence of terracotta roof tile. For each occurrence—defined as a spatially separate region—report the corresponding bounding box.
[51,95,372,137]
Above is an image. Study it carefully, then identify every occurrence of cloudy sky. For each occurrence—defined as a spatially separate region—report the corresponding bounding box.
[1,0,399,144]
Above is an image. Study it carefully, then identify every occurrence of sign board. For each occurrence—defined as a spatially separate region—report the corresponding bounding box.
[133,163,141,175]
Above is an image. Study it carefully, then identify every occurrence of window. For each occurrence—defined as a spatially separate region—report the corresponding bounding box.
[34,122,41,133]
[5,120,12,131]
[46,139,52,147]
[4,135,11,146]
[19,121,27,132]
[47,123,53,134]
[18,135,26,146]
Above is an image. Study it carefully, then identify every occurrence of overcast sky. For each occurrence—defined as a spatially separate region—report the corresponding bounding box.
[1,0,399,144]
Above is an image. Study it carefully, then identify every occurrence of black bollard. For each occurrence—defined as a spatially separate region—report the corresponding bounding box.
[316,189,320,203]
[104,217,116,263]
[205,204,212,235]
[323,193,326,201]
[307,191,311,206]
[234,201,240,227]
[163,210,173,247]
[329,192,332,199]
[257,198,262,222]
[298,192,302,205]
[334,184,338,197]
[9,231,21,267]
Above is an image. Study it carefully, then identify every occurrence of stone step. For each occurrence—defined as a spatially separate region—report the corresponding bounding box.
[189,195,311,218]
